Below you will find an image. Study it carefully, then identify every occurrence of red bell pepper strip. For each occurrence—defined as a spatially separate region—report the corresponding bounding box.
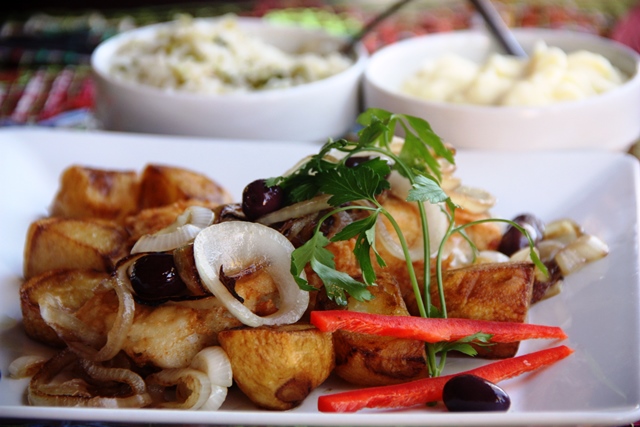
[317,344,573,413]
[310,310,567,343]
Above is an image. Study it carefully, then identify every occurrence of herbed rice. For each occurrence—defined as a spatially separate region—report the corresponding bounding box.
[109,15,353,94]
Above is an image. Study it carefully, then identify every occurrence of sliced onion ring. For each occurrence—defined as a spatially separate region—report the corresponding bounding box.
[543,218,583,245]
[554,234,609,276]
[146,368,211,410]
[448,185,496,214]
[474,250,510,264]
[9,355,49,378]
[256,194,332,226]
[28,349,151,408]
[40,269,135,363]
[131,206,215,254]
[382,171,449,261]
[190,346,232,388]
[194,222,309,327]
[189,346,232,411]
[201,385,228,411]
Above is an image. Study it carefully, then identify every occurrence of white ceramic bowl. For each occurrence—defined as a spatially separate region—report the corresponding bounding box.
[91,17,367,142]
[363,28,640,151]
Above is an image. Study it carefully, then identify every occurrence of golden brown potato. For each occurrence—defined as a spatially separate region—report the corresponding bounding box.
[453,209,503,252]
[323,238,534,360]
[49,165,140,222]
[218,324,334,410]
[138,164,232,209]
[314,271,428,387]
[404,261,535,358]
[23,217,129,280]
[20,269,111,347]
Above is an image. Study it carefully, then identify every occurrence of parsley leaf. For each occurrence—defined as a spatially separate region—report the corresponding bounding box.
[318,162,389,206]
[290,224,374,302]
[407,174,450,204]
[332,214,385,286]
[433,332,495,357]
[311,258,374,305]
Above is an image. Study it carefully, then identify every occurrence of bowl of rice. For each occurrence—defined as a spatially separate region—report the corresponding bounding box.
[363,28,640,151]
[91,15,368,142]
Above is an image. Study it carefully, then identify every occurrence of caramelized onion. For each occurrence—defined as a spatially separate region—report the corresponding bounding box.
[555,234,609,276]
[194,222,309,327]
[146,368,211,409]
[39,294,105,350]
[39,272,135,362]
[93,275,135,361]
[9,355,48,378]
[543,218,583,245]
[28,350,151,408]
[80,358,147,395]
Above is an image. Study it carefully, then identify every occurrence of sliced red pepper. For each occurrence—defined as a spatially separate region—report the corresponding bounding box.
[310,310,567,343]
[318,344,573,412]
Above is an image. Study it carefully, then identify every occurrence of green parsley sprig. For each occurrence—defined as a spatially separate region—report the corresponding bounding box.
[268,108,547,377]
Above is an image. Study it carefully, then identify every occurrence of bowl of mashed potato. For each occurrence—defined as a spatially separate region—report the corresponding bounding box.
[91,15,367,142]
[363,28,640,151]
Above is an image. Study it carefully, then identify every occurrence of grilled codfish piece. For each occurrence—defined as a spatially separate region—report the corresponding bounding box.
[71,264,280,369]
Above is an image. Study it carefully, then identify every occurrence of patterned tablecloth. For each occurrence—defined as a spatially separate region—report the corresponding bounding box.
[1,0,637,133]
[1,2,639,426]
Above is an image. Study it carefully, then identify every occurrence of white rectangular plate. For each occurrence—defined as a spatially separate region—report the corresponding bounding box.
[1,128,639,426]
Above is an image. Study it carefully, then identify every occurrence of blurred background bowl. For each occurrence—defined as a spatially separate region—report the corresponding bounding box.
[91,16,367,142]
[363,28,640,151]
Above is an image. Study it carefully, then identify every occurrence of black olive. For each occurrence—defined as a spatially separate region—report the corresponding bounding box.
[443,374,511,412]
[129,253,187,302]
[345,155,373,168]
[241,179,284,221]
[498,213,545,256]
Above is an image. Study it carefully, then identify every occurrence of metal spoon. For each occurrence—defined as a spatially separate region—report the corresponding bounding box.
[468,0,527,57]
[341,0,415,54]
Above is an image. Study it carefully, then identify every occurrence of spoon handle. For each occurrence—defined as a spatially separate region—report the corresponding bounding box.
[468,0,527,57]
[341,0,414,54]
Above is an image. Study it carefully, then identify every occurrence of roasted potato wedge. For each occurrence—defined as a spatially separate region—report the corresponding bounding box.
[404,261,535,358]
[218,324,334,410]
[20,269,111,347]
[23,217,129,280]
[315,271,428,386]
[49,165,141,222]
[139,164,232,209]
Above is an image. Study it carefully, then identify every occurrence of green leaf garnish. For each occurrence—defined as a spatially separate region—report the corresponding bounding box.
[276,108,544,378]
[407,174,450,204]
[318,162,389,206]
